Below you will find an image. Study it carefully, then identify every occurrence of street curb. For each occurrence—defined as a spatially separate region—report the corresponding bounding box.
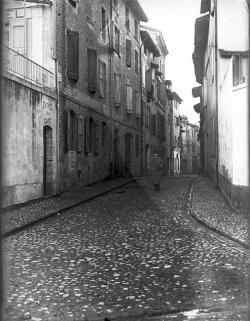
[2,178,136,239]
[188,184,249,249]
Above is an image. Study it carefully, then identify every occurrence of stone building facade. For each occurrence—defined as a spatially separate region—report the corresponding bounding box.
[55,0,148,191]
[166,85,183,176]
[140,25,168,175]
[193,0,249,208]
[2,0,57,207]
[180,116,200,175]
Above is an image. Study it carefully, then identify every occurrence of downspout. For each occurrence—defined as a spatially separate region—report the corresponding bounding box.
[51,1,60,194]
[139,40,143,176]
[109,0,113,178]
[214,0,219,188]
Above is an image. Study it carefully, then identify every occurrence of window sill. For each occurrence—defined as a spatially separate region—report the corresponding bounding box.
[232,82,247,91]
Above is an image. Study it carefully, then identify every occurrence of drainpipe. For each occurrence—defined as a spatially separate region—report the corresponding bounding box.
[215,0,219,189]
[139,41,143,176]
[109,0,113,178]
[51,0,60,194]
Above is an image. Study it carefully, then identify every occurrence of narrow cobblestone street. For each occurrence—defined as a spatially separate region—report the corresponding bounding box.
[3,177,249,321]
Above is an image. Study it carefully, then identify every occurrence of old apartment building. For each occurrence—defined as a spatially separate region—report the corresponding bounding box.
[2,0,57,207]
[140,25,168,175]
[56,0,148,191]
[180,116,200,175]
[193,0,249,208]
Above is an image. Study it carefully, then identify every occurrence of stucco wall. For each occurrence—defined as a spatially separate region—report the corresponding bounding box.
[2,75,57,207]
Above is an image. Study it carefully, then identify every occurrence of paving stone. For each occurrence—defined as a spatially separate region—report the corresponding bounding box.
[2,177,249,321]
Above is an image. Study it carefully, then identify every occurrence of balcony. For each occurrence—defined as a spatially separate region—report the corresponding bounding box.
[2,46,55,90]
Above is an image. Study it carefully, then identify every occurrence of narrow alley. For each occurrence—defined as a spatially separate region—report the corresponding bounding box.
[3,177,249,321]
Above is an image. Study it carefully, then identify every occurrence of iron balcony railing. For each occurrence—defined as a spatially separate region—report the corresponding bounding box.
[2,45,55,90]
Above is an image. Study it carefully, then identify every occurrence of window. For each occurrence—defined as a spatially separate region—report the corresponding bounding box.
[113,24,120,54]
[126,84,133,113]
[13,25,24,53]
[85,117,94,153]
[125,7,130,30]
[135,91,140,116]
[126,39,132,67]
[101,7,106,42]
[77,116,83,152]
[233,55,246,86]
[69,111,77,151]
[94,122,100,155]
[87,48,97,92]
[134,19,138,40]
[102,122,107,148]
[67,30,79,81]
[134,50,139,74]
[114,74,121,106]
[98,60,106,98]
[135,135,139,158]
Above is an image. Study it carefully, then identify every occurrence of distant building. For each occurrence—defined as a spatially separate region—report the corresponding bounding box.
[180,116,200,175]
[193,0,249,208]
[2,0,57,207]
[166,84,183,176]
[140,25,168,175]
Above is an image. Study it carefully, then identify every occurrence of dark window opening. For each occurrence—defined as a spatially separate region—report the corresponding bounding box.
[101,7,106,42]
[125,7,130,30]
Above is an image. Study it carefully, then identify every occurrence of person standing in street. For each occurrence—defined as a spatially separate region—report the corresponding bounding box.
[149,153,163,191]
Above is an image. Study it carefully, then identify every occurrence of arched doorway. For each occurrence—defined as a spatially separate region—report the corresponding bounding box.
[124,133,133,177]
[43,125,53,195]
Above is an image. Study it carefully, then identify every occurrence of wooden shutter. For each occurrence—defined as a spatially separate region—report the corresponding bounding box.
[77,116,83,153]
[126,39,132,67]
[146,69,152,91]
[94,122,100,154]
[135,91,140,116]
[126,84,133,113]
[98,60,106,98]
[67,30,79,81]
[114,74,121,106]
[87,49,97,92]
[85,117,90,154]
[64,110,69,152]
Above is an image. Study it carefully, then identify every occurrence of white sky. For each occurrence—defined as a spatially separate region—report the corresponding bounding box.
[140,0,201,125]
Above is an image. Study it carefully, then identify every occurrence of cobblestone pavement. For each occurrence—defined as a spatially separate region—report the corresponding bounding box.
[192,177,248,246]
[1,178,134,236]
[2,177,249,321]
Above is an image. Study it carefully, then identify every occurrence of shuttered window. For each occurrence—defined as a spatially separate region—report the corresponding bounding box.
[125,7,130,30]
[135,135,139,158]
[135,91,141,117]
[94,122,100,154]
[87,48,97,92]
[134,50,139,74]
[126,84,133,113]
[67,30,79,81]
[77,116,83,153]
[113,25,120,54]
[98,60,106,98]
[114,74,121,106]
[126,39,132,67]
[102,122,107,148]
[101,7,106,42]
[85,117,90,153]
